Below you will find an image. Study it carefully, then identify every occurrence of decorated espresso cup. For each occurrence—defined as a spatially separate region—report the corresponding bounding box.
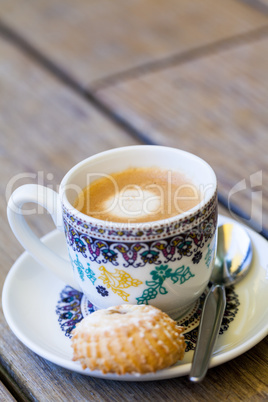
[7,146,217,318]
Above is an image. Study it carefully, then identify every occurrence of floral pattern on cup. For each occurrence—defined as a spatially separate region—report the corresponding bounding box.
[136,264,195,305]
[98,266,143,302]
[70,254,97,284]
[96,285,109,297]
[63,206,217,269]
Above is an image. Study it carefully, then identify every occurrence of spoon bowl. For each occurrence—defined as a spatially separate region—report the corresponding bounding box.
[189,222,252,382]
[212,223,252,286]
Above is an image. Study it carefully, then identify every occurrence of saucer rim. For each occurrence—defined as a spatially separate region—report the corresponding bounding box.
[2,214,268,381]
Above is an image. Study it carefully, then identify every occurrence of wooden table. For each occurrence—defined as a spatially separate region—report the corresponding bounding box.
[0,0,267,400]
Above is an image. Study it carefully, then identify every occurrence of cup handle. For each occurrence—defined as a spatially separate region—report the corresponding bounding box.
[7,184,80,290]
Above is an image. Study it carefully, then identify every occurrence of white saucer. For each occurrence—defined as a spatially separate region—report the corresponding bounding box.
[2,215,268,381]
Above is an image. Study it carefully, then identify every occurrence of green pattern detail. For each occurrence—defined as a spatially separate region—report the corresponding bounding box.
[136,264,195,305]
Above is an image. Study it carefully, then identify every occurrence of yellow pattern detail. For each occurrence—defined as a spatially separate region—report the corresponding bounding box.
[98,266,143,302]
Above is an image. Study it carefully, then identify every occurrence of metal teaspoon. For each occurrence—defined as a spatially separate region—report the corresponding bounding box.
[189,222,252,382]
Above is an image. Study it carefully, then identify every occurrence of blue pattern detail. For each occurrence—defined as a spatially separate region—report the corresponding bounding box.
[204,241,216,268]
[71,254,97,284]
[85,262,97,285]
[72,254,85,281]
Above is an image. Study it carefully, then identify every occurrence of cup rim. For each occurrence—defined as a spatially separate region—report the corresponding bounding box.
[60,145,217,229]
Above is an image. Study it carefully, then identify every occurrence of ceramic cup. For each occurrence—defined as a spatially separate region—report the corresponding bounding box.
[7,146,217,318]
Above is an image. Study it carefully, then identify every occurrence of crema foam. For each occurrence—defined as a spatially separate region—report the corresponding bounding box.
[73,167,201,223]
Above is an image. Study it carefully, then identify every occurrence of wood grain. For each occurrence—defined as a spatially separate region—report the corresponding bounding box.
[0,0,267,400]
[0,382,16,402]
[0,44,266,401]
[0,0,267,84]
[96,34,268,235]
[0,36,141,400]
[0,36,140,238]
[1,320,267,401]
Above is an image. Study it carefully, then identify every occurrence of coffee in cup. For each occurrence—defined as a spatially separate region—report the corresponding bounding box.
[74,167,201,223]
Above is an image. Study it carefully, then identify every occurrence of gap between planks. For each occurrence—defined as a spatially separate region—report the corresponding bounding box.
[1,19,268,144]
[0,19,267,239]
[91,24,268,90]
[0,357,33,402]
[236,0,268,15]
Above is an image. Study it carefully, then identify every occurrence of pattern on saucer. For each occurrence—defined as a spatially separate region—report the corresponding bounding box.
[56,285,239,351]
[56,287,95,338]
[183,286,240,351]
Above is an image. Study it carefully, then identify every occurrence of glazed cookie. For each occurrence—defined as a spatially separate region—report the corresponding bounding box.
[71,304,185,374]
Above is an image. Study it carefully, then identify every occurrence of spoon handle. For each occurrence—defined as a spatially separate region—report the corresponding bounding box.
[189,284,226,382]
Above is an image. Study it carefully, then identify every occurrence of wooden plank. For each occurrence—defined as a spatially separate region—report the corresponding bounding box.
[96,34,268,234]
[0,35,140,261]
[1,322,267,401]
[0,0,267,84]
[0,37,142,401]
[0,30,267,402]
[0,382,16,402]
